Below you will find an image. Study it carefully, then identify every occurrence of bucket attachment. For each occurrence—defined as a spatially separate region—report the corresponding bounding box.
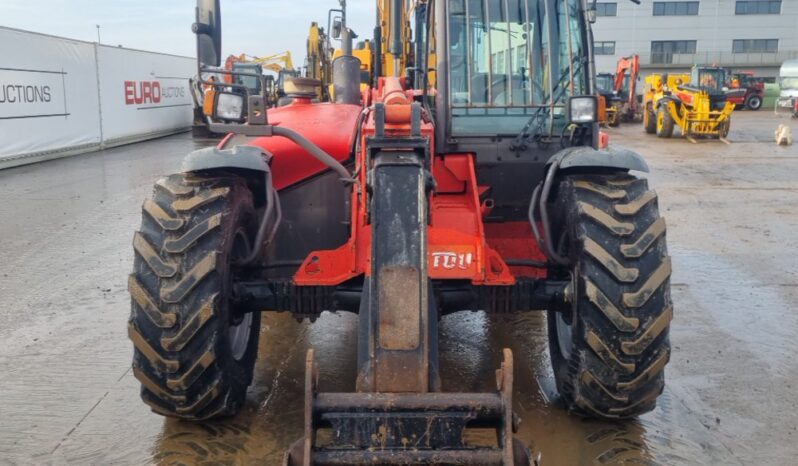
[283,348,532,466]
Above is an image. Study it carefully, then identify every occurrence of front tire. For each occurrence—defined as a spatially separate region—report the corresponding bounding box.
[128,173,261,420]
[643,103,656,134]
[656,106,674,138]
[547,173,672,418]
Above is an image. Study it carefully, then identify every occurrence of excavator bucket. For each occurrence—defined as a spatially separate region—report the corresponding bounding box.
[283,349,531,466]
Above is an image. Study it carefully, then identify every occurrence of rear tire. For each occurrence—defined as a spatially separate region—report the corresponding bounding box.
[547,173,672,418]
[129,173,261,420]
[643,103,656,134]
[745,94,762,111]
[656,106,674,138]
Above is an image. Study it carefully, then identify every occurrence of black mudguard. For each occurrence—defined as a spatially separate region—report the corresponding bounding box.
[547,145,649,173]
[180,145,272,206]
[181,145,271,174]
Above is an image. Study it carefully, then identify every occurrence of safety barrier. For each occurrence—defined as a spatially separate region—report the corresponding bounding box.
[0,26,195,169]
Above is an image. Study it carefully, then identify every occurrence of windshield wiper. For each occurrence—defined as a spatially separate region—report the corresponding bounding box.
[512,57,585,151]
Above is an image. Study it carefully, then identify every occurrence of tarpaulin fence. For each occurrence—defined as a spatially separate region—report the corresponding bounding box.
[0,26,195,169]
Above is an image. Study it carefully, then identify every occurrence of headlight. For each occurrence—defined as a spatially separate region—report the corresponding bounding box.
[568,96,597,124]
[214,92,245,121]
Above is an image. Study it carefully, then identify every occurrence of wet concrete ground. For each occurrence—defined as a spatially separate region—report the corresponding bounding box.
[1,111,797,465]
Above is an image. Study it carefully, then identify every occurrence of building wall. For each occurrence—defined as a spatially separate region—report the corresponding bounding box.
[592,0,798,78]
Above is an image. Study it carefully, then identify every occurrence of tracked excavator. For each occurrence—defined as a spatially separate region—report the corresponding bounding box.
[130,0,673,464]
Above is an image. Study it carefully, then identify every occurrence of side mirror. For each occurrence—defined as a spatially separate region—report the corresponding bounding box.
[192,0,222,67]
[332,18,342,39]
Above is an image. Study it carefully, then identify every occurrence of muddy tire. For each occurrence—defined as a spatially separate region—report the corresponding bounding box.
[547,173,672,419]
[656,106,674,138]
[643,103,656,134]
[128,173,261,420]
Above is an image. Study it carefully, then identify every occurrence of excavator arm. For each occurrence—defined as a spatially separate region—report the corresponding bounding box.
[614,54,640,117]
[239,51,295,73]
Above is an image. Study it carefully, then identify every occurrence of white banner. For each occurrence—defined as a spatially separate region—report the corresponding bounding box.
[97,46,195,144]
[0,27,195,168]
[0,27,101,163]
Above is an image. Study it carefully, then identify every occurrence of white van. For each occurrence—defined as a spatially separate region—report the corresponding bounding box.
[776,59,798,117]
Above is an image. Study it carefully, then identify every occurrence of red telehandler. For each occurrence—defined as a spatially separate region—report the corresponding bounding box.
[128,1,672,464]
[725,70,765,110]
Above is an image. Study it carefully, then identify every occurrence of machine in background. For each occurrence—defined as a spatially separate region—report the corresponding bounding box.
[643,65,734,141]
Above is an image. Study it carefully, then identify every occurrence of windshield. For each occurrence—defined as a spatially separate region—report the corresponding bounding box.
[232,64,261,93]
[782,77,798,90]
[691,68,725,92]
[447,0,586,136]
[596,74,613,93]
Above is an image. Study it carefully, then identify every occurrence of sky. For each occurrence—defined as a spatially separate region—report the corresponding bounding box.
[2,0,376,65]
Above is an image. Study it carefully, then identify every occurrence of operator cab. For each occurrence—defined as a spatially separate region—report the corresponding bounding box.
[682,66,728,110]
[439,0,591,141]
[231,62,264,94]
[595,73,614,94]
[434,0,596,218]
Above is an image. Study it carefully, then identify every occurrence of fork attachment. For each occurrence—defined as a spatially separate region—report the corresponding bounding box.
[283,348,526,466]
[284,145,531,465]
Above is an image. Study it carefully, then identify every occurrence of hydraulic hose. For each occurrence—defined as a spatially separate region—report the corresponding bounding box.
[528,161,570,266]
[237,172,280,266]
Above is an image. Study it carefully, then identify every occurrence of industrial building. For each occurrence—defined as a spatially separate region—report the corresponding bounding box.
[592,0,798,78]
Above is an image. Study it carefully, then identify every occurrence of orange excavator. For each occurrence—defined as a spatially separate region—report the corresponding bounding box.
[607,54,641,126]
[597,55,639,127]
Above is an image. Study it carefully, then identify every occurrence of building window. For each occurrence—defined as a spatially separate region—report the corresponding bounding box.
[651,40,697,64]
[735,1,781,14]
[596,3,617,16]
[733,39,779,53]
[594,41,616,55]
[516,45,527,73]
[653,2,699,16]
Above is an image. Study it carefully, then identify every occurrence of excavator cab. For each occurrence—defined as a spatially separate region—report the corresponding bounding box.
[596,73,614,94]
[231,62,264,94]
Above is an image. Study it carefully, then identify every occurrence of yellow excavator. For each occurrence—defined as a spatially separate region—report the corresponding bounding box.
[643,65,735,141]
[306,22,333,101]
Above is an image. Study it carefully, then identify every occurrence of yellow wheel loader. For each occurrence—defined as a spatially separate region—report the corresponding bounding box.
[643,66,734,140]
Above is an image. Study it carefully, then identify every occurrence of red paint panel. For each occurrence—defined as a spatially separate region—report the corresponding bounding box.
[484,222,547,279]
[248,101,362,190]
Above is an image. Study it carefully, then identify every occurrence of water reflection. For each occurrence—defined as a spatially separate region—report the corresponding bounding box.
[151,310,729,465]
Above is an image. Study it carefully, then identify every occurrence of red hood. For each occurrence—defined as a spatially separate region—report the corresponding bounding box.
[249,100,362,190]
